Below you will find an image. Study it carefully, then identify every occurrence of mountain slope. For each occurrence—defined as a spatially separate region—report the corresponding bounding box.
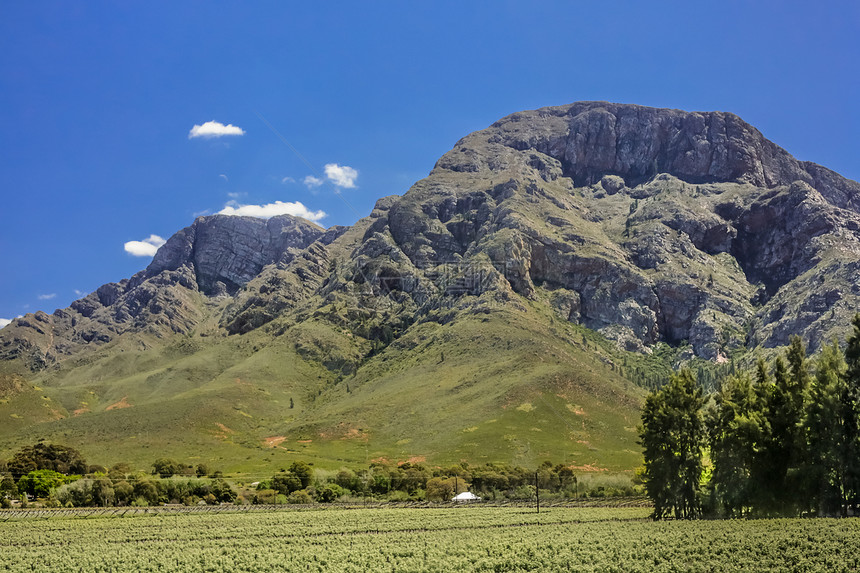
[1,101,858,473]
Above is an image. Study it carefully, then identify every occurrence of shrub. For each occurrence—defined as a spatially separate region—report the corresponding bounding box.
[287,490,313,504]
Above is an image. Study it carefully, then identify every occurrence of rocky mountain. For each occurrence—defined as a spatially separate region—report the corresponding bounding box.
[1,102,858,472]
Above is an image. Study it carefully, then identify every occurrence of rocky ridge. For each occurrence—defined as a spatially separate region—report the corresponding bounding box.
[0,214,324,369]
[2,102,860,369]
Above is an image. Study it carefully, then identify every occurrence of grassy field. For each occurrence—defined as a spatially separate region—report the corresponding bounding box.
[1,506,858,572]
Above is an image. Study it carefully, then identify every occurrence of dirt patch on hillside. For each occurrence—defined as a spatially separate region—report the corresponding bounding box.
[568,464,609,472]
[264,436,286,448]
[319,422,369,442]
[106,396,132,410]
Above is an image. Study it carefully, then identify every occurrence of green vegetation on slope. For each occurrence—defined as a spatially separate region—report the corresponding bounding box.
[0,291,647,474]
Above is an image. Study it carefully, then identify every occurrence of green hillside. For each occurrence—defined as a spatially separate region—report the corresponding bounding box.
[0,292,647,475]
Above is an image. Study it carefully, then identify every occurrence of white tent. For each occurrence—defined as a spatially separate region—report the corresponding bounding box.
[452,491,481,502]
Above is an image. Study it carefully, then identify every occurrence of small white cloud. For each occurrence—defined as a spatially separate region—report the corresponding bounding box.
[124,234,167,257]
[0,318,11,328]
[304,175,324,189]
[188,121,246,139]
[218,200,326,222]
[219,174,229,181]
[227,192,245,199]
[37,293,57,300]
[74,289,88,297]
[281,176,296,184]
[324,163,358,188]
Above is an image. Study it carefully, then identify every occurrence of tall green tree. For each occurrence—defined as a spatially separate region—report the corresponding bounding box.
[784,336,812,505]
[759,353,807,515]
[289,461,314,489]
[803,340,847,515]
[639,369,705,520]
[707,372,764,517]
[843,313,860,514]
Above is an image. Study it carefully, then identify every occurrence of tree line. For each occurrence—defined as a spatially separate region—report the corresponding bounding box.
[253,459,607,504]
[1,443,637,508]
[0,446,236,508]
[640,315,860,519]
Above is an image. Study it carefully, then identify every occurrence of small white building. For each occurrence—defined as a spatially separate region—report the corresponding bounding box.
[452,492,481,502]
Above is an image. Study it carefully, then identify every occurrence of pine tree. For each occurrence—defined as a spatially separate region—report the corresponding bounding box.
[707,372,764,517]
[639,369,705,519]
[843,314,860,514]
[784,336,812,505]
[803,340,846,515]
[758,356,797,514]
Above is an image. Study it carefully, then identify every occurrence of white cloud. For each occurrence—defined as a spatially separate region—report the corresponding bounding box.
[324,163,358,188]
[281,176,295,184]
[124,234,167,257]
[0,318,11,328]
[303,175,324,188]
[37,293,57,300]
[219,174,229,181]
[188,121,246,139]
[74,289,88,297]
[218,200,326,222]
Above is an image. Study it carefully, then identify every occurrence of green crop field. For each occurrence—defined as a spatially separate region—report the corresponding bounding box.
[1,506,858,572]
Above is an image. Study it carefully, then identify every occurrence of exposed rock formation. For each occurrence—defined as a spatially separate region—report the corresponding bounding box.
[0,214,323,367]
[145,214,324,295]
[2,102,859,369]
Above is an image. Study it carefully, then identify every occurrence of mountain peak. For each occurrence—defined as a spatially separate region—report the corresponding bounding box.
[1,101,859,470]
[436,102,855,198]
[145,213,324,296]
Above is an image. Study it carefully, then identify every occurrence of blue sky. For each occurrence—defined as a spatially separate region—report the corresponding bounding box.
[1,1,858,324]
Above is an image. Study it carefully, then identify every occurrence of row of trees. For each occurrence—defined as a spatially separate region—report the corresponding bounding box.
[0,447,236,508]
[640,315,860,519]
[52,476,237,507]
[255,459,623,504]
[2,441,631,507]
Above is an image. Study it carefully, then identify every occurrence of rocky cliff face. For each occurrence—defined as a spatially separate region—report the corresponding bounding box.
[2,102,859,370]
[344,102,860,359]
[146,214,324,295]
[0,214,324,369]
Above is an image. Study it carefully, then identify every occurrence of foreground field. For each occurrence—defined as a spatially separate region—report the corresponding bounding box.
[1,506,858,572]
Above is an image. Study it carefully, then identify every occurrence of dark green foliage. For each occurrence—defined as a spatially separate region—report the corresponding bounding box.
[652,315,860,518]
[288,461,313,489]
[706,372,763,517]
[0,474,18,498]
[315,483,343,503]
[752,353,806,514]
[54,476,237,507]
[639,369,705,519]
[843,314,860,512]
[803,340,847,515]
[6,443,88,478]
[271,472,302,495]
[152,458,184,478]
